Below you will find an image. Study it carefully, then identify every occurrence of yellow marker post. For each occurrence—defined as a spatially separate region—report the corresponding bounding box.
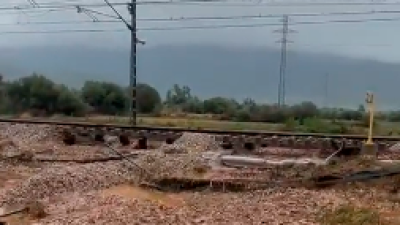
[365,92,374,145]
[362,92,377,156]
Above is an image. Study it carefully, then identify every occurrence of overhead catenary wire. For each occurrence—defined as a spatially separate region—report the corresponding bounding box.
[2,11,400,27]
[3,9,400,24]
[4,1,400,19]
[134,10,400,21]
[138,17,400,30]
[7,0,400,10]
[26,0,40,7]
[131,1,400,7]
[0,2,128,10]
[2,16,400,34]
[102,0,132,29]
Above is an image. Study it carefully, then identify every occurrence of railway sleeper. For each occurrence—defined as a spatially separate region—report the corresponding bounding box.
[62,132,76,145]
[134,136,148,149]
[94,133,105,143]
[221,141,233,149]
[151,177,248,192]
[54,127,397,150]
[310,175,343,189]
[165,137,176,144]
[243,142,256,151]
[119,134,130,146]
[260,143,268,147]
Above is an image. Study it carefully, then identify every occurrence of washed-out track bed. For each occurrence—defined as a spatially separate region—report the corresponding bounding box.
[58,126,394,151]
[0,117,398,150]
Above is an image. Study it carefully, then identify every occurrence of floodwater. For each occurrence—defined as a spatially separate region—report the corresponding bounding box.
[101,185,186,208]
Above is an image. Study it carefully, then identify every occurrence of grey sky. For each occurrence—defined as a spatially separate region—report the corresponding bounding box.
[1,0,400,62]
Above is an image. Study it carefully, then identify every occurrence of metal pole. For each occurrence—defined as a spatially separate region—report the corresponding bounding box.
[129,0,137,126]
[323,73,329,108]
[278,15,288,107]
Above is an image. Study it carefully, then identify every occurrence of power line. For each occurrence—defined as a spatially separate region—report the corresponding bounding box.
[3,2,400,18]
[102,0,131,29]
[0,29,125,34]
[76,5,100,22]
[0,8,70,16]
[96,1,400,7]
[104,1,400,7]
[82,8,120,20]
[1,8,400,24]
[0,20,120,26]
[142,10,400,21]
[26,0,39,7]
[1,15,400,34]
[1,10,400,26]
[3,10,400,25]
[138,16,400,30]
[0,2,128,10]
[7,1,400,9]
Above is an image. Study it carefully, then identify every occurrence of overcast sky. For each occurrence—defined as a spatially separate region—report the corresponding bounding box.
[1,0,400,63]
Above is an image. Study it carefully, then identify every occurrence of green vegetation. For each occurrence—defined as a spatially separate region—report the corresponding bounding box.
[318,205,394,225]
[2,73,400,134]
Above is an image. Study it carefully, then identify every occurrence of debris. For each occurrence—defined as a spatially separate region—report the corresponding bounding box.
[0,162,136,207]
[160,133,221,153]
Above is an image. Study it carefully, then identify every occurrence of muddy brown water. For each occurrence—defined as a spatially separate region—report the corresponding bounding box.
[101,185,186,208]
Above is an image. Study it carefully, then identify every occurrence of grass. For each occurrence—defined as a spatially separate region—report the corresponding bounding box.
[318,205,395,225]
[49,115,282,131]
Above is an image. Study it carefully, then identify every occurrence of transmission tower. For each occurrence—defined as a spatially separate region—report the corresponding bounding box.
[274,15,295,107]
[323,73,329,108]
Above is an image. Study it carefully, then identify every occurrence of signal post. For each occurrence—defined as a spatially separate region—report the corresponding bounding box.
[361,92,378,156]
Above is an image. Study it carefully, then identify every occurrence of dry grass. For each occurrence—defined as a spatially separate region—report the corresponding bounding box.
[318,205,394,225]
[9,112,400,134]
[47,115,281,131]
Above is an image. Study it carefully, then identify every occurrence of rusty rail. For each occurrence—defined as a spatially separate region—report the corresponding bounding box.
[1,117,400,141]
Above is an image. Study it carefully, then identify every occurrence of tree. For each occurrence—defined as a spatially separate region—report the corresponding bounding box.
[136,83,162,114]
[7,74,59,114]
[165,84,192,106]
[290,101,319,120]
[81,81,128,115]
[55,85,86,116]
[6,73,84,116]
[203,97,238,116]
[182,96,204,114]
[357,104,366,112]
[252,104,291,123]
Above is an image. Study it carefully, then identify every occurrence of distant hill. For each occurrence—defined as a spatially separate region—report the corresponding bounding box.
[0,44,399,109]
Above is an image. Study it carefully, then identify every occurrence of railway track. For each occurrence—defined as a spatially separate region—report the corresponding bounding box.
[1,117,400,149]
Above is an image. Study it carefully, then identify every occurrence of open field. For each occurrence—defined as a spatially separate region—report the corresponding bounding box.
[20,114,284,131]
[1,123,400,224]
[97,115,282,130]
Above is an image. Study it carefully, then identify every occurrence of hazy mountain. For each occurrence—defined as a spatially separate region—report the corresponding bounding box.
[0,44,399,109]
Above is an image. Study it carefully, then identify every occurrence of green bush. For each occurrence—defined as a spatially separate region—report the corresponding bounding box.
[280,117,299,131]
[301,118,350,134]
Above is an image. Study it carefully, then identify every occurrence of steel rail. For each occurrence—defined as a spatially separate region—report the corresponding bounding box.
[1,117,400,141]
